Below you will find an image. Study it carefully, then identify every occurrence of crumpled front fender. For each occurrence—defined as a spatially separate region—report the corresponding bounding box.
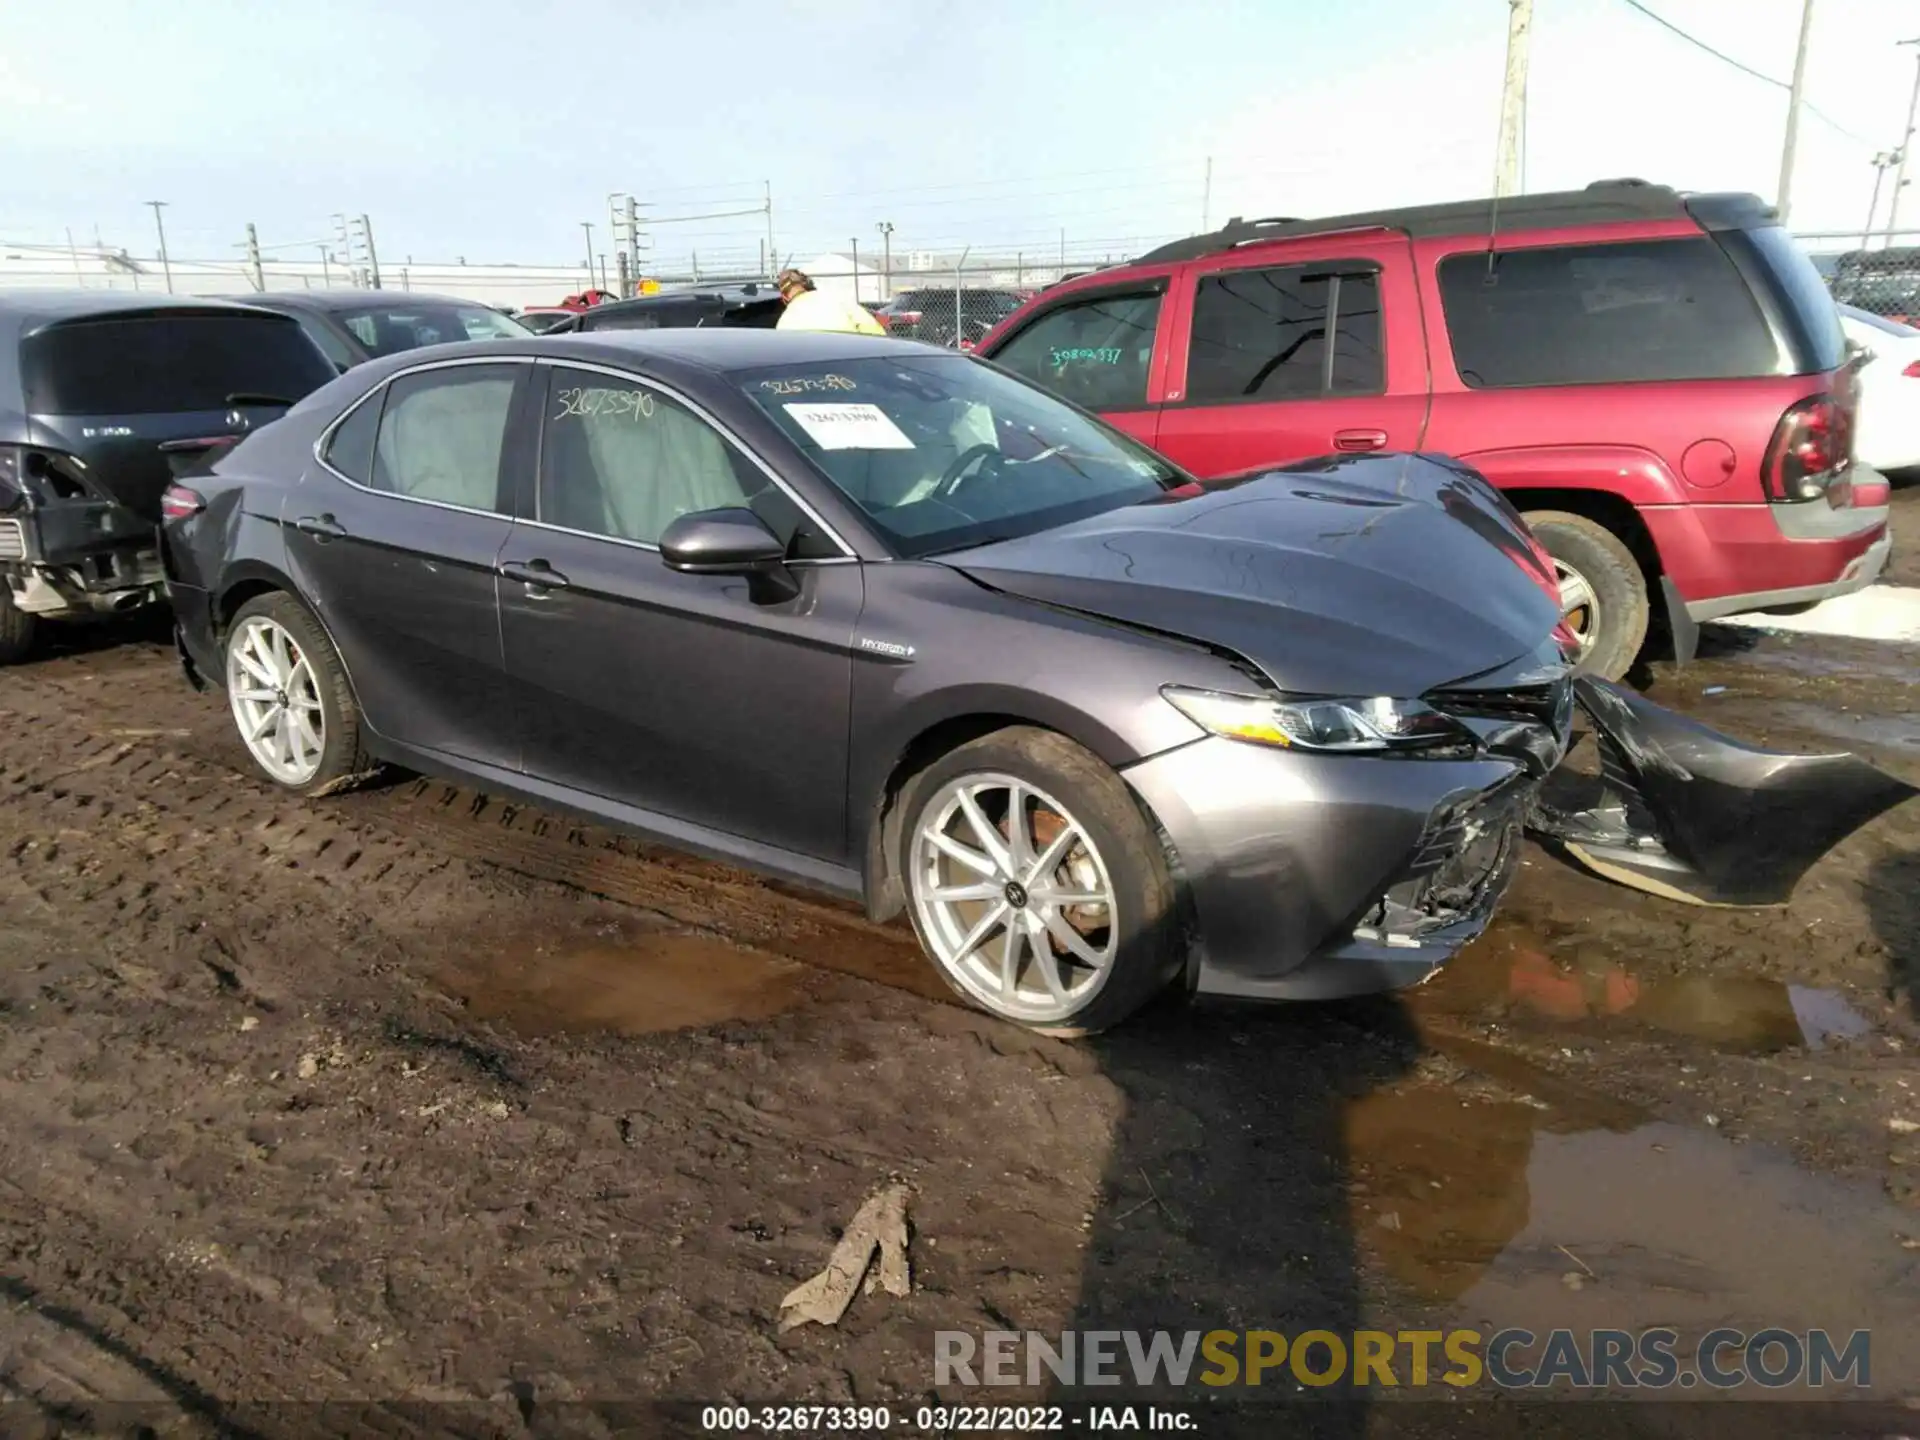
[1526,676,1917,907]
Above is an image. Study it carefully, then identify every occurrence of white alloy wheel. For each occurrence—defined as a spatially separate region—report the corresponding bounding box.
[226,615,326,786]
[907,772,1118,1024]
[1554,557,1601,664]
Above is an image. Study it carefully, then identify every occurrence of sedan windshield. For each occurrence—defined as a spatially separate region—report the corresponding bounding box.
[739,354,1180,557]
[336,304,528,357]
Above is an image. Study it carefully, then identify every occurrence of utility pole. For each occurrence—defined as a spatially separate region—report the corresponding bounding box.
[1864,151,1900,245]
[580,221,595,289]
[764,181,777,278]
[626,195,642,292]
[877,221,894,300]
[1890,38,1920,234]
[1201,155,1213,231]
[244,222,265,291]
[145,200,173,292]
[851,237,861,303]
[318,245,332,287]
[1776,0,1817,223]
[351,214,382,289]
[1493,0,1533,197]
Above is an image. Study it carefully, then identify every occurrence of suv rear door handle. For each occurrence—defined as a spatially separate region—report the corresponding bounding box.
[499,558,570,591]
[293,513,346,539]
[1333,429,1388,453]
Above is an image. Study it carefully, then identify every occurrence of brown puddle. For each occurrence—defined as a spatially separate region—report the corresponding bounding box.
[1411,918,1872,1053]
[1345,1083,1920,1386]
[444,931,810,1036]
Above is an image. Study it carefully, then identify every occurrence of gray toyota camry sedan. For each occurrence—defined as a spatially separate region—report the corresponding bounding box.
[159,331,1914,1032]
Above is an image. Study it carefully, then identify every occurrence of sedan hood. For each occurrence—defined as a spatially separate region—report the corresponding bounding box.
[945,453,1563,697]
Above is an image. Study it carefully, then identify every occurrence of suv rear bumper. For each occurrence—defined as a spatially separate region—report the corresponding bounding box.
[1640,485,1891,623]
[1683,525,1889,622]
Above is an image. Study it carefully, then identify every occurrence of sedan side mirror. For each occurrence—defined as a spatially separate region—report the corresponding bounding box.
[659,507,798,602]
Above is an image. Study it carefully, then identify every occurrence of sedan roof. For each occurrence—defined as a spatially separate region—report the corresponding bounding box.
[236,288,501,313]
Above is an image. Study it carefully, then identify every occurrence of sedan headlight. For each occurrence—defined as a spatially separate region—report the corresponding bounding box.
[1162,685,1472,754]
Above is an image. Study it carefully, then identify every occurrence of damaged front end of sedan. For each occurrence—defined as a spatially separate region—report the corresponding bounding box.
[1529,676,1918,908]
[1344,665,1917,958]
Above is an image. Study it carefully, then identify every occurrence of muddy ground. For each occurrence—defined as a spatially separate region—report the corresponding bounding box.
[0,488,1915,1439]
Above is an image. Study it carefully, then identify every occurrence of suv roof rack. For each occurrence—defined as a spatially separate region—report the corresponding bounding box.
[1131,182,1774,265]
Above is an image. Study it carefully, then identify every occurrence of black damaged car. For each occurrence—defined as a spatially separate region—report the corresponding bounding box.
[0,292,339,663]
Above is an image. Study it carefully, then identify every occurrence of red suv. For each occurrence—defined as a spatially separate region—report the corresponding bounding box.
[976,180,1891,678]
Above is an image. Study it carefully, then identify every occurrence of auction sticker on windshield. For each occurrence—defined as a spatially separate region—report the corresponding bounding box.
[784,402,915,450]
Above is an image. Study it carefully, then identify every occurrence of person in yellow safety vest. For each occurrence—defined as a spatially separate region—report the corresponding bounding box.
[775,268,884,336]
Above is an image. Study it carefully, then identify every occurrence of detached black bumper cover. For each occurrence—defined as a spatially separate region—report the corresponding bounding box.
[1528,676,1918,907]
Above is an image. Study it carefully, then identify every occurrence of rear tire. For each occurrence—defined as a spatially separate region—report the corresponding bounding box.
[0,584,36,665]
[224,593,373,797]
[897,726,1184,1035]
[1522,510,1649,681]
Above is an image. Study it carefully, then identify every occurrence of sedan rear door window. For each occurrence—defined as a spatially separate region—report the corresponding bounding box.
[323,391,384,484]
[987,291,1163,410]
[368,365,518,511]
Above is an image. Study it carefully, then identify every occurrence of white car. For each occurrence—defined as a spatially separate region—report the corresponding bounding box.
[1839,304,1920,472]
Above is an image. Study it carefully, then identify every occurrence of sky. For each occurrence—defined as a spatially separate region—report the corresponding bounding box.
[0,0,1914,272]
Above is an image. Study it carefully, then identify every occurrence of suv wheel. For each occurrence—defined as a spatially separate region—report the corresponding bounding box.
[898,727,1184,1035]
[224,593,372,796]
[0,584,36,665]
[1522,510,1649,681]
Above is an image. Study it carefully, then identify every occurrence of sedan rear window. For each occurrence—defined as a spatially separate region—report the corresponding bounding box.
[1438,238,1783,387]
[21,313,339,416]
[740,354,1180,558]
[336,304,528,357]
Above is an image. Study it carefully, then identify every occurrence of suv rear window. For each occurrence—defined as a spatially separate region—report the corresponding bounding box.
[1438,238,1781,388]
[22,313,338,416]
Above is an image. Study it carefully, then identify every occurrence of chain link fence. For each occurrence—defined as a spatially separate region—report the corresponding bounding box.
[1797,229,1920,323]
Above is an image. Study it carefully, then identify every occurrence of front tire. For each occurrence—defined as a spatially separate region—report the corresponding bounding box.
[898,727,1184,1034]
[0,585,36,665]
[1522,510,1649,681]
[223,593,371,796]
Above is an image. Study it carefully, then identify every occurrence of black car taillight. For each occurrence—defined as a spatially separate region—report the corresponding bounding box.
[1762,394,1852,502]
[160,484,206,521]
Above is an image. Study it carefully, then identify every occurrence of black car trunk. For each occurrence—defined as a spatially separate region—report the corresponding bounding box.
[19,309,337,522]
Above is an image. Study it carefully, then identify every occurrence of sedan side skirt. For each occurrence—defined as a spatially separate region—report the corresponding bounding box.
[371,737,866,903]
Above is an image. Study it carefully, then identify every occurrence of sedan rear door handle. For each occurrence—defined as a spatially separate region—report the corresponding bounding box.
[499,559,570,591]
[293,513,346,539]
[1332,428,1389,453]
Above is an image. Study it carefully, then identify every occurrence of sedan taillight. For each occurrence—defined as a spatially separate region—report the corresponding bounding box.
[1904,359,1920,379]
[1761,394,1852,503]
[160,484,206,521]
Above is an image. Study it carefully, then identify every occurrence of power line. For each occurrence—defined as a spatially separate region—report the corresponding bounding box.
[1617,0,1876,144]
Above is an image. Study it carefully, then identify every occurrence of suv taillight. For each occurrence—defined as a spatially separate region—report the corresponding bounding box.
[1762,394,1852,503]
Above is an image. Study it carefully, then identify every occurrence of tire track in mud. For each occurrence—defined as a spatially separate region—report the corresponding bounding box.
[0,648,940,1002]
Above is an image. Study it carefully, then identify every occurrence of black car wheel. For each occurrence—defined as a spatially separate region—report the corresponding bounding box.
[223,593,372,796]
[0,585,36,665]
[898,726,1184,1034]
[1522,510,1649,681]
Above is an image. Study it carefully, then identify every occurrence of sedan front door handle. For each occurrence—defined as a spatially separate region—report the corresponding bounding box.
[499,559,570,591]
[292,513,346,539]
